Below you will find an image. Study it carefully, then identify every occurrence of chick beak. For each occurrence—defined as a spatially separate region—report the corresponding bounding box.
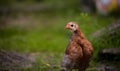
[65,24,71,29]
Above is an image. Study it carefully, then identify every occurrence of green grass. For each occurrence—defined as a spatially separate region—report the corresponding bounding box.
[1,0,120,70]
[0,13,115,52]
[0,11,118,71]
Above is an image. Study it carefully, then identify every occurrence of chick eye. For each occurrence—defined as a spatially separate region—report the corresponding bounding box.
[71,24,74,27]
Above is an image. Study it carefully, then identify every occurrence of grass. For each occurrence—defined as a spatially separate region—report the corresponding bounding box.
[0,0,120,70]
[0,13,115,52]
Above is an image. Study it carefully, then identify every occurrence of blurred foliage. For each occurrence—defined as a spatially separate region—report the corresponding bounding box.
[0,0,13,6]
[92,28,120,58]
[0,0,120,71]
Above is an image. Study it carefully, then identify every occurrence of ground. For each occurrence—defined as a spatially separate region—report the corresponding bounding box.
[0,12,118,71]
[0,0,120,71]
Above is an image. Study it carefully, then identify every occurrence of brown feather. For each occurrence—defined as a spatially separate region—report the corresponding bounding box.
[61,22,94,71]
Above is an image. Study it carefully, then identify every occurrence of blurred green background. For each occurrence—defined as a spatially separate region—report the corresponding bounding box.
[0,0,120,71]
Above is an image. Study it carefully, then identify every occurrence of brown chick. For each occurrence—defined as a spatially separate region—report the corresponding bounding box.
[61,22,94,71]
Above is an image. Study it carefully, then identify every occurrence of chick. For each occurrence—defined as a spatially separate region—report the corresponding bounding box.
[61,22,94,71]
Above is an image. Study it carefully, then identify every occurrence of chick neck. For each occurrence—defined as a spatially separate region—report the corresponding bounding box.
[73,28,85,39]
